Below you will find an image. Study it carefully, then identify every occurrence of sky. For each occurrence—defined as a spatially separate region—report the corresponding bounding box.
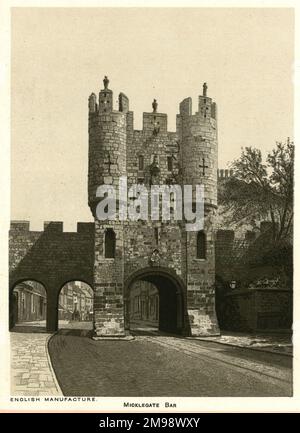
[11,7,294,230]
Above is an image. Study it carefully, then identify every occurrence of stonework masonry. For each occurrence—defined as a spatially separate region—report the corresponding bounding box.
[88,79,219,337]
[9,221,94,331]
[9,79,292,336]
[9,78,223,337]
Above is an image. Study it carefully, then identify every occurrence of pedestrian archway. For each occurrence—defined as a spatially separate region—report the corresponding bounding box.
[10,280,47,332]
[57,281,94,333]
[124,267,188,336]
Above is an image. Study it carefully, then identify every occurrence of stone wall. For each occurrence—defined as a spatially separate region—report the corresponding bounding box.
[93,220,124,336]
[10,216,292,334]
[215,224,293,331]
[9,221,94,331]
[223,289,292,332]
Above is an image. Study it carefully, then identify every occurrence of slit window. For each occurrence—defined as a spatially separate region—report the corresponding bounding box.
[138,155,144,171]
[105,229,116,258]
[197,230,206,259]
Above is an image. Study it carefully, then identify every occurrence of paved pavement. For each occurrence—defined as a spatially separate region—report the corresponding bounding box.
[10,321,293,397]
[58,320,93,333]
[194,332,292,355]
[130,324,292,355]
[10,329,62,396]
[49,332,292,397]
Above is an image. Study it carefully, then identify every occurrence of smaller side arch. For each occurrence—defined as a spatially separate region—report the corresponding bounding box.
[9,277,49,295]
[9,279,48,331]
[55,279,95,332]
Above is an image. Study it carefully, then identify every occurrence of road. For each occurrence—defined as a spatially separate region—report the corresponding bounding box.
[48,332,292,397]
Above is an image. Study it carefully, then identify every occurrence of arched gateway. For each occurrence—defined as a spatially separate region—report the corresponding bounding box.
[124,267,188,335]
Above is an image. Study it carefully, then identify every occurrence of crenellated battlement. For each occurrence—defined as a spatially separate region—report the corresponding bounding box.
[216,221,274,250]
[177,83,217,122]
[88,93,130,117]
[88,76,129,116]
[89,78,218,137]
[10,221,95,234]
[217,169,234,180]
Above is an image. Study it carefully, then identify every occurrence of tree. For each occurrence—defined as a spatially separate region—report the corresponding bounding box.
[218,138,294,243]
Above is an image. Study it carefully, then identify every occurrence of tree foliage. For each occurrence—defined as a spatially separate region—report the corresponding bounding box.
[218,138,294,243]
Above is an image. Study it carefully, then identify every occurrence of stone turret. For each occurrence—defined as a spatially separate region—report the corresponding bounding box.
[176,83,219,336]
[88,76,129,337]
[177,82,218,207]
[88,76,128,216]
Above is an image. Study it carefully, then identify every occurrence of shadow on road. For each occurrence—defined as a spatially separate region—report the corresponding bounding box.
[57,328,94,337]
[129,328,183,338]
[10,325,47,333]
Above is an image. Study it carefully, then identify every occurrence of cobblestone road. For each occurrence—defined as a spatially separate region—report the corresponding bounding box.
[10,331,62,396]
[49,332,292,397]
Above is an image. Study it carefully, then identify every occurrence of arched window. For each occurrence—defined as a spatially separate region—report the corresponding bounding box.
[105,228,116,258]
[197,230,206,259]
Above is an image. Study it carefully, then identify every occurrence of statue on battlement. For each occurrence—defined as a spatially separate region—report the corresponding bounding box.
[152,99,158,113]
[103,75,109,89]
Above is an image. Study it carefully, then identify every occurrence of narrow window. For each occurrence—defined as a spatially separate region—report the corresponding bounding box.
[167,156,173,171]
[138,155,144,170]
[197,230,206,259]
[105,228,116,258]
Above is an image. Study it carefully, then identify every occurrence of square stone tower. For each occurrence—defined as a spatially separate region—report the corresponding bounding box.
[88,77,219,337]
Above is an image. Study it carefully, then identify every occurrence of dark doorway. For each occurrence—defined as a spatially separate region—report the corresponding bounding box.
[125,268,186,336]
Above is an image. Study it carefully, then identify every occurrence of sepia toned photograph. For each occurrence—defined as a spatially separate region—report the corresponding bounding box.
[4,5,295,406]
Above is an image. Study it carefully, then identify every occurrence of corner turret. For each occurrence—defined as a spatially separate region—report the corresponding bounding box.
[88,76,127,216]
[177,82,218,207]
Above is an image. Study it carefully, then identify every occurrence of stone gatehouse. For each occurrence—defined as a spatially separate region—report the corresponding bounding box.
[10,77,220,337]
